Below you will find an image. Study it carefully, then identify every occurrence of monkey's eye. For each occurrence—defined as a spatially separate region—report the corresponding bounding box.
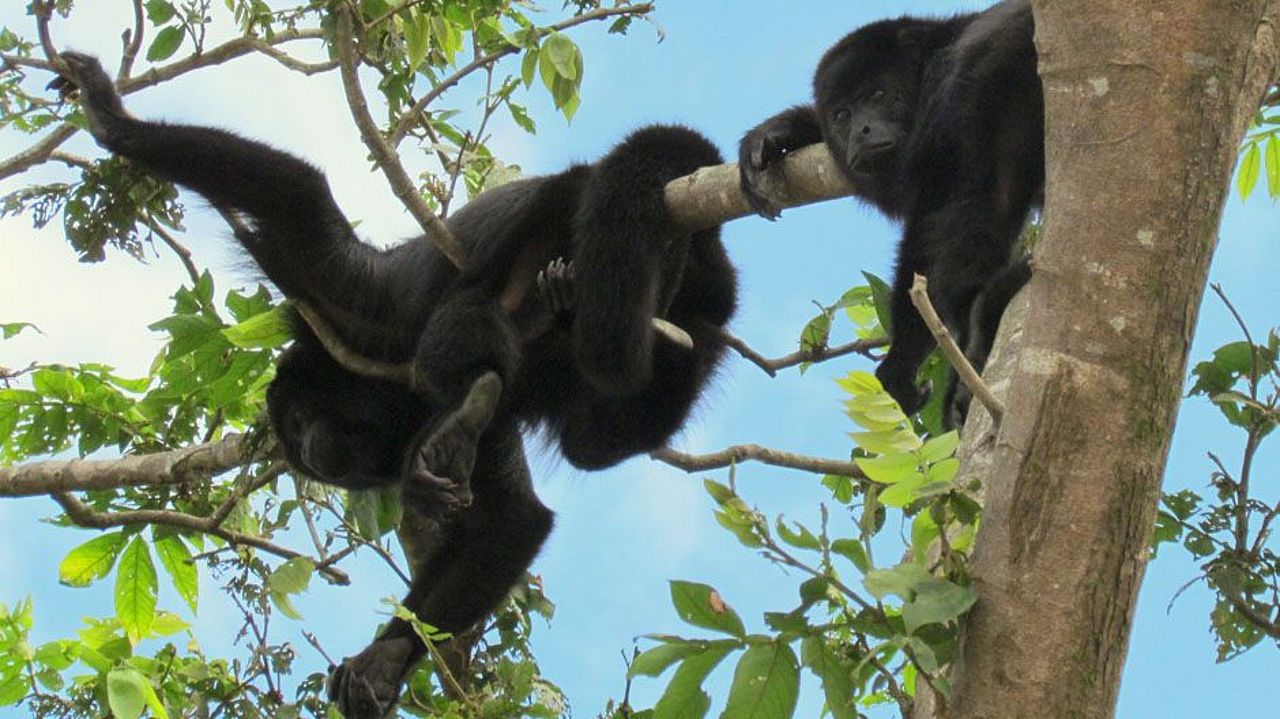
[870,89,886,103]
[834,108,851,123]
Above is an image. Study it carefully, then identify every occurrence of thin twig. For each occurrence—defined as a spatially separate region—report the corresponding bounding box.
[908,273,1005,423]
[1227,595,1280,639]
[144,214,201,285]
[334,7,467,268]
[722,328,886,377]
[651,444,867,480]
[50,491,350,584]
[118,0,145,80]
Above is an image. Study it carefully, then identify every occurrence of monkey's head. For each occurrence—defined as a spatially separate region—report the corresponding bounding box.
[812,19,938,184]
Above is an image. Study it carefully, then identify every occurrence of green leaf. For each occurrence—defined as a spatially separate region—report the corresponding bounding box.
[146,26,184,62]
[902,579,976,634]
[403,12,430,72]
[631,642,705,678]
[830,538,871,573]
[59,532,126,587]
[919,431,959,463]
[115,538,158,644]
[1266,134,1280,198]
[668,581,745,638]
[775,517,821,551]
[1238,142,1261,199]
[800,312,832,352]
[864,562,933,601]
[144,0,176,24]
[268,557,315,594]
[541,32,579,81]
[652,643,734,719]
[268,557,315,620]
[855,453,919,485]
[800,637,856,719]
[222,307,290,348]
[1,322,37,339]
[862,271,893,335]
[704,479,735,505]
[107,667,168,719]
[521,48,538,88]
[153,533,198,614]
[721,642,800,719]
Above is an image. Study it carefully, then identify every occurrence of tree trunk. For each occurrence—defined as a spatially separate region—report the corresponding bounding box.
[921,3,1278,717]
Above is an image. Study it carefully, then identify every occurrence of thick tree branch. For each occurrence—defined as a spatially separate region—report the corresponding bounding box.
[0,433,254,496]
[652,444,867,481]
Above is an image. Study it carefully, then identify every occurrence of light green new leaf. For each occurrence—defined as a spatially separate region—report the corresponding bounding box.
[222,307,290,349]
[721,642,800,719]
[855,452,919,485]
[541,32,579,81]
[1238,142,1260,199]
[268,557,315,620]
[919,431,959,463]
[59,532,127,587]
[652,643,734,719]
[1265,135,1280,198]
[107,667,169,719]
[669,581,746,638]
[153,533,197,614]
[115,538,158,644]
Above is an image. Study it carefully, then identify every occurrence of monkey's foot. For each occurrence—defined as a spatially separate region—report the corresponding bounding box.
[404,371,503,516]
[47,52,130,144]
[327,635,417,719]
[536,257,575,317]
[876,362,931,417]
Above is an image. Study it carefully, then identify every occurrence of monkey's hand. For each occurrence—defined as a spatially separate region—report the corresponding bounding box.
[536,257,575,321]
[47,52,132,147]
[403,371,502,518]
[328,635,416,719]
[738,106,822,220]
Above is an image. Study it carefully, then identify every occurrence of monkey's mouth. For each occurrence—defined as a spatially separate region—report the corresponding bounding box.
[847,140,897,172]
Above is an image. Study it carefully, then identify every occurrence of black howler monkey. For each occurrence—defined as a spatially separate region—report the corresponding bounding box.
[740,0,1040,425]
[53,52,736,719]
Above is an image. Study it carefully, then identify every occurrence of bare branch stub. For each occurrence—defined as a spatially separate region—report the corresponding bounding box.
[652,444,868,481]
[907,273,1005,424]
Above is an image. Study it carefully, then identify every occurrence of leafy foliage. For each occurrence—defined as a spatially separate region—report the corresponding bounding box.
[633,328,981,718]
[1153,300,1280,661]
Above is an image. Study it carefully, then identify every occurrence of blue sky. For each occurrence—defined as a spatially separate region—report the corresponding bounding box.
[1,1,1278,717]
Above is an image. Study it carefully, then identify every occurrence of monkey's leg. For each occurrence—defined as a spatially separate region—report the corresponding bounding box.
[328,424,552,719]
[401,371,503,517]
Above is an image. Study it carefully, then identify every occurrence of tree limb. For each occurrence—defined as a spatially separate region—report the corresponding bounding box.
[722,328,886,377]
[651,444,868,480]
[51,490,350,585]
[0,433,254,496]
[334,7,467,268]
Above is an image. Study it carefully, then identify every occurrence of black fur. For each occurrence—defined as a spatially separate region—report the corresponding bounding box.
[740,0,1039,423]
[53,53,736,718]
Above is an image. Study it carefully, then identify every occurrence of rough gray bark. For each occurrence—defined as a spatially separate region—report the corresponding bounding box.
[919,3,1279,717]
